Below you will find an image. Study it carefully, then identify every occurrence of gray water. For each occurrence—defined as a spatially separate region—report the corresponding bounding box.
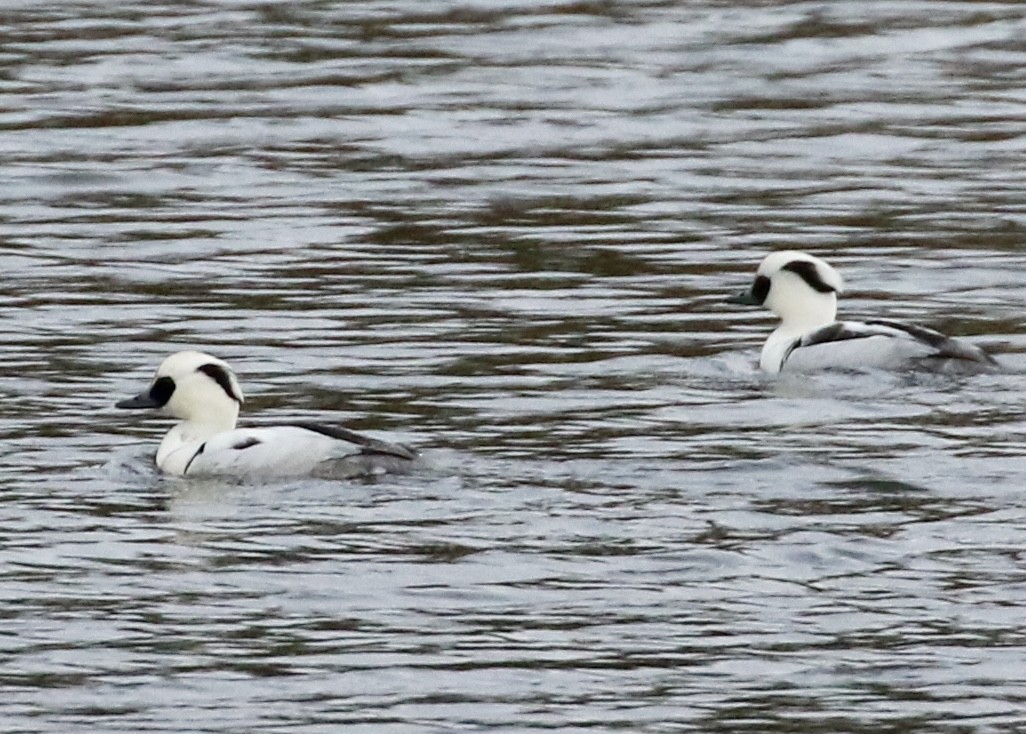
[3,1,1026,732]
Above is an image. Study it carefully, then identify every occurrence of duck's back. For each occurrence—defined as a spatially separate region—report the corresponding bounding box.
[184,423,417,479]
[781,319,997,373]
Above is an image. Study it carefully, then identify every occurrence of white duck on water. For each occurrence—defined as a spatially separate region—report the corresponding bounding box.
[728,251,998,373]
[116,351,417,478]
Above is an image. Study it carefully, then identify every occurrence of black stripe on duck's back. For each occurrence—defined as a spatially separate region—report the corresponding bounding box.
[183,442,206,475]
[231,437,262,450]
[862,319,998,365]
[861,320,996,364]
[182,438,260,476]
[788,319,997,368]
[786,321,901,359]
[796,321,871,348]
[291,422,418,461]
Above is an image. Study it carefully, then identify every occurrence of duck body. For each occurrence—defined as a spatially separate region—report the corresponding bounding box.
[156,422,416,479]
[729,251,997,374]
[773,318,997,374]
[117,351,417,479]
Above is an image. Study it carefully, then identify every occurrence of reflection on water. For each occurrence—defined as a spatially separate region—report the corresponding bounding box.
[2,1,1026,732]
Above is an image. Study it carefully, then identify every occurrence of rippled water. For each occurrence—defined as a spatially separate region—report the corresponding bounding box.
[3,1,1026,732]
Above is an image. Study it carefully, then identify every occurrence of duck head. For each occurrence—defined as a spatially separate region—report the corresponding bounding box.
[116,350,244,431]
[728,250,843,332]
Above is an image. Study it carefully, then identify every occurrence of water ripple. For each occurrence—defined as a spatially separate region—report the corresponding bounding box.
[3,1,1026,732]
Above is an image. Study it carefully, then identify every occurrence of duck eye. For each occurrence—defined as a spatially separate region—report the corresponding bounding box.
[149,376,175,407]
[751,275,770,304]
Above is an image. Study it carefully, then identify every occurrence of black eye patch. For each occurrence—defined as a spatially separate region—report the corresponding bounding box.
[781,260,836,293]
[149,376,176,407]
[751,275,771,304]
[198,363,241,403]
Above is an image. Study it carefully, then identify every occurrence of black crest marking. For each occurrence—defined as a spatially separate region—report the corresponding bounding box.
[293,421,418,461]
[750,275,771,305]
[231,437,262,451]
[781,260,837,294]
[149,376,176,407]
[198,363,241,403]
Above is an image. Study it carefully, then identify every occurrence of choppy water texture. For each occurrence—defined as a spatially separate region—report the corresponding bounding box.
[3,1,1026,732]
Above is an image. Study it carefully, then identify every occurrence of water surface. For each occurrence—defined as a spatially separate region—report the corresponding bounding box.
[3,1,1026,732]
